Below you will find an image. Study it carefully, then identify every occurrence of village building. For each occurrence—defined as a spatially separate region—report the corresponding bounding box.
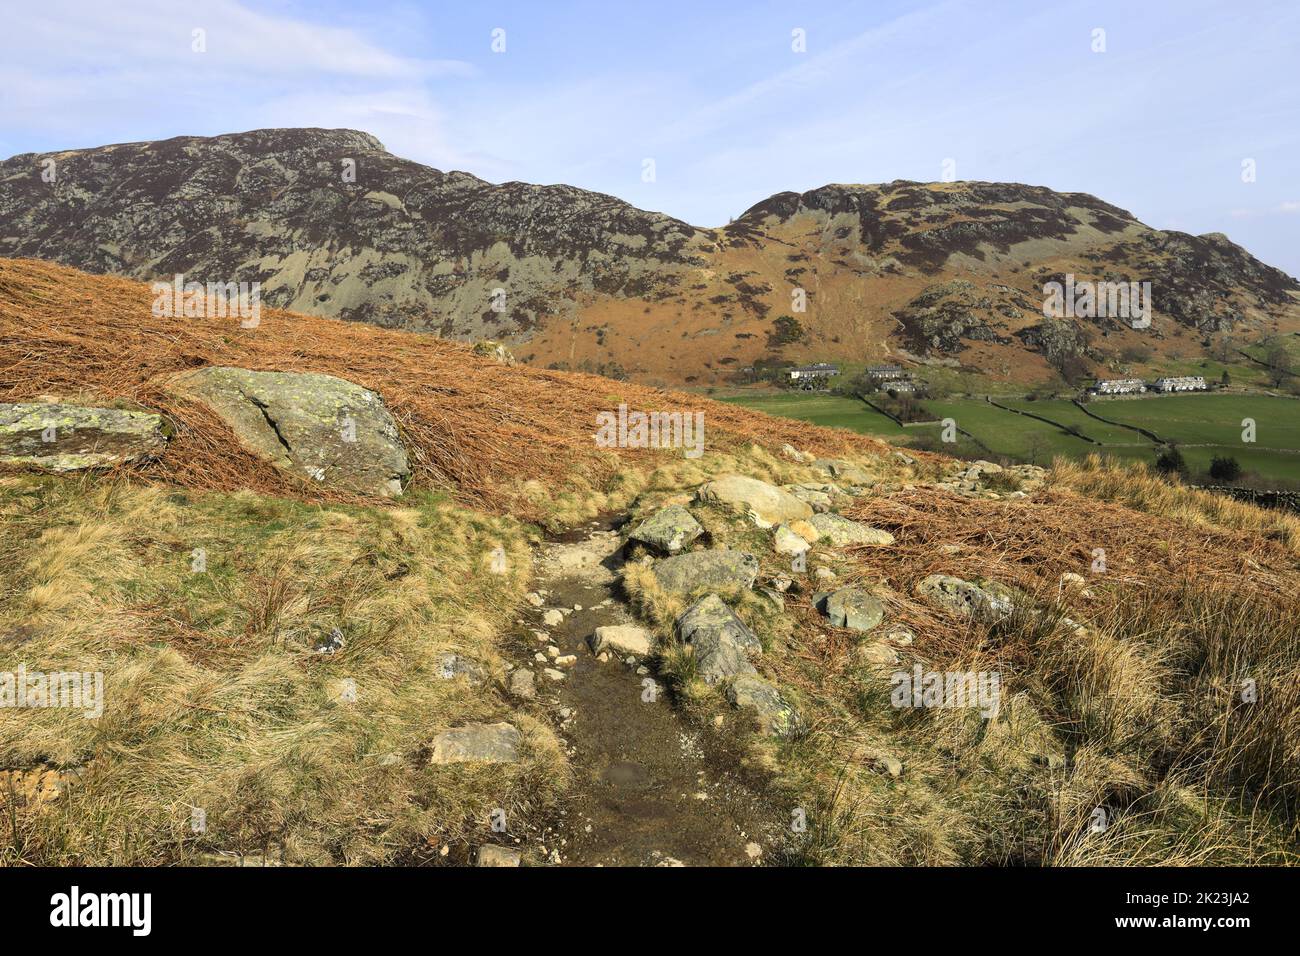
[1089,378,1147,395]
[788,363,840,388]
[866,365,910,382]
[1152,375,1208,393]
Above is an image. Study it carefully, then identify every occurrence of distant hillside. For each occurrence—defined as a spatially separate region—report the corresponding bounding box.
[2,129,1297,386]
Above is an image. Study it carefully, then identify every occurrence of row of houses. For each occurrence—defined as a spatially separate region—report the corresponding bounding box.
[779,362,925,392]
[1088,375,1209,396]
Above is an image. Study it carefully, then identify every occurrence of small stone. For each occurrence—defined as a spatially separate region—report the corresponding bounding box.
[525,592,545,607]
[543,668,565,682]
[478,845,522,867]
[865,751,903,778]
[555,655,577,668]
[542,609,565,627]
[814,567,837,583]
[546,645,560,658]
[589,624,653,657]
[774,524,810,557]
[745,842,762,860]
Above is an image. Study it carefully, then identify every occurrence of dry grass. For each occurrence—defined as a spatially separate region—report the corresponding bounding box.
[0,258,900,523]
[0,474,564,865]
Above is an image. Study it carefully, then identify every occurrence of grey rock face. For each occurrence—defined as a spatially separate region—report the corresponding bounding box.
[676,593,761,684]
[726,676,802,738]
[0,402,166,471]
[651,549,759,597]
[823,587,885,632]
[427,722,522,764]
[168,366,409,496]
[628,504,703,554]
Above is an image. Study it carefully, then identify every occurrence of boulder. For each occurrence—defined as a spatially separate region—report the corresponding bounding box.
[696,474,812,528]
[427,722,522,764]
[823,587,885,632]
[651,549,758,596]
[675,594,761,684]
[917,574,1015,621]
[628,504,703,554]
[808,513,895,547]
[726,676,802,738]
[783,485,833,513]
[589,624,653,657]
[168,367,409,496]
[0,402,166,472]
[773,524,809,557]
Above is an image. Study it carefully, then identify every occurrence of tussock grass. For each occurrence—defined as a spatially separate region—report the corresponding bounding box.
[0,474,563,865]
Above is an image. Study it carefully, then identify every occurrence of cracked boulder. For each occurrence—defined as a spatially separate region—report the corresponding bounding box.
[821,586,885,632]
[168,367,410,496]
[0,402,166,471]
[676,593,761,684]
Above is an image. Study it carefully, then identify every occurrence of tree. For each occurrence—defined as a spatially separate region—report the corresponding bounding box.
[1265,341,1294,389]
[1209,456,1241,482]
[1155,447,1188,477]
[1220,370,1231,387]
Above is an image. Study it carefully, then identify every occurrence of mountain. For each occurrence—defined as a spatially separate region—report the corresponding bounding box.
[2,128,1297,386]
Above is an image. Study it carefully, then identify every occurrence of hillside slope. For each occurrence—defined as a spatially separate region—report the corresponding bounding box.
[2,129,1297,387]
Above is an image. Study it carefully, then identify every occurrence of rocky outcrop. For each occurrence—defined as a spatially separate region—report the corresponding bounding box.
[651,549,759,596]
[675,594,761,684]
[696,474,813,527]
[628,504,703,554]
[0,402,166,471]
[168,367,410,496]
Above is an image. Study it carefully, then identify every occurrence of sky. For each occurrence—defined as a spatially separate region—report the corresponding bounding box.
[2,0,1298,276]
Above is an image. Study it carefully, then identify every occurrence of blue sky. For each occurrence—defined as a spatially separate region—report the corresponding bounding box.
[3,0,1298,276]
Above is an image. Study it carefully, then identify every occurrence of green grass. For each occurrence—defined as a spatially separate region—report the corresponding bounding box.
[719,393,908,437]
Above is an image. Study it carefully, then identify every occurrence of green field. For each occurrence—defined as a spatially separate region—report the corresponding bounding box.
[721,390,1300,484]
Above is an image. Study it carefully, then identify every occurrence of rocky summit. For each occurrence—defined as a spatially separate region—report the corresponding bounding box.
[2,128,1296,387]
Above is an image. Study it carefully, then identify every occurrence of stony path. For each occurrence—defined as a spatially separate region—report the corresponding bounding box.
[515,518,782,867]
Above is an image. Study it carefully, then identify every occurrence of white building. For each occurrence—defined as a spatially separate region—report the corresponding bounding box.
[1091,378,1147,395]
[788,363,839,384]
[1152,376,1208,393]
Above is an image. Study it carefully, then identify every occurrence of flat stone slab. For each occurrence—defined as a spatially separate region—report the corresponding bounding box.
[477,845,522,866]
[0,402,166,471]
[168,366,409,496]
[628,504,703,554]
[651,549,758,596]
[427,722,522,765]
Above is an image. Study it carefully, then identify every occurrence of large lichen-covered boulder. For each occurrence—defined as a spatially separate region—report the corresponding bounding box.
[808,513,895,547]
[0,402,166,471]
[169,367,410,496]
[726,676,802,738]
[651,549,759,597]
[822,586,885,632]
[628,504,703,555]
[696,474,812,528]
[675,593,761,684]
